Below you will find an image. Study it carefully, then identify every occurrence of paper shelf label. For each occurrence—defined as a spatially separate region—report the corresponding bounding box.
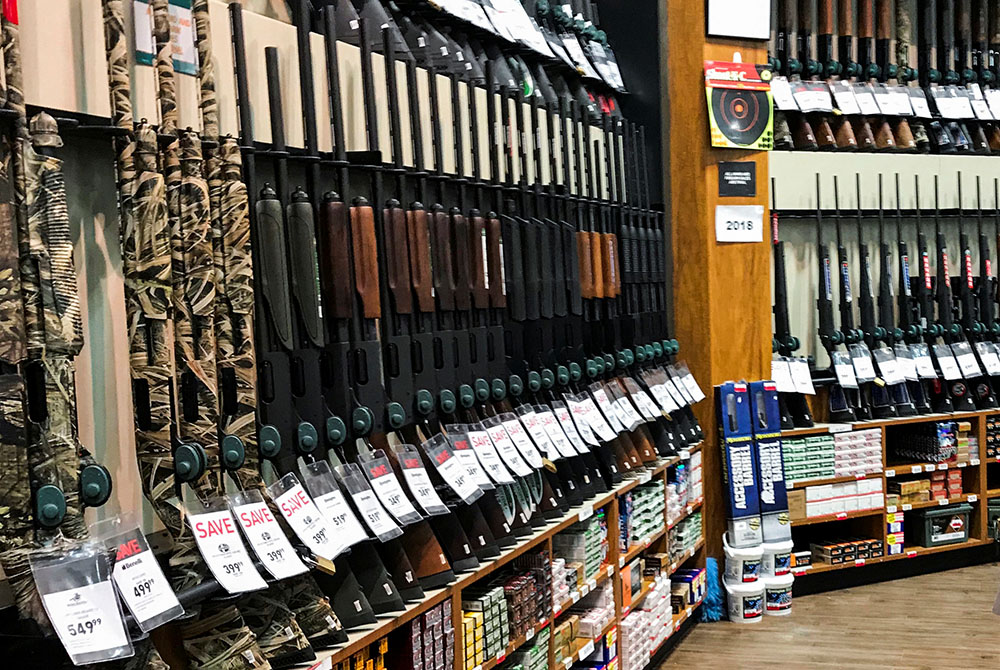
[885,469,895,477]
[578,507,595,522]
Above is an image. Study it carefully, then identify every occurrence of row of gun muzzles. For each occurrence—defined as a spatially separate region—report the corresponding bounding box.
[769,0,1000,154]
[772,169,1000,433]
[1,1,698,667]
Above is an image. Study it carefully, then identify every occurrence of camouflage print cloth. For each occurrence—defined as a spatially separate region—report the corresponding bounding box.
[151,0,177,135]
[182,601,271,670]
[895,0,914,70]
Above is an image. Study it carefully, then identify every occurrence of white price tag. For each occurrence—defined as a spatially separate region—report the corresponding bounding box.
[434,449,482,500]
[889,86,913,115]
[715,205,764,243]
[977,342,1000,375]
[911,344,938,378]
[44,581,130,659]
[853,83,881,114]
[829,81,860,115]
[578,639,595,659]
[953,348,983,379]
[350,488,400,537]
[584,396,619,440]
[650,382,679,413]
[486,422,533,476]
[402,465,447,514]
[312,489,368,551]
[680,371,707,402]
[851,351,877,381]
[275,484,340,560]
[789,358,815,394]
[554,405,591,454]
[771,358,795,393]
[629,387,662,421]
[539,410,580,458]
[909,88,933,118]
[770,76,799,111]
[987,88,1000,118]
[468,429,515,483]
[189,510,267,593]
[112,539,183,627]
[234,502,309,579]
[578,506,594,523]
[568,397,601,445]
[502,416,545,467]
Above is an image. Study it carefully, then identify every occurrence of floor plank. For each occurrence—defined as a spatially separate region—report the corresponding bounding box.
[656,563,1000,670]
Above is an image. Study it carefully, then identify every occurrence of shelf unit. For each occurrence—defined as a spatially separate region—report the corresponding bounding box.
[302,451,705,670]
[782,409,1000,578]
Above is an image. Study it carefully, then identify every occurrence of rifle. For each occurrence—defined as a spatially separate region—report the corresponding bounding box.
[894,173,932,414]
[859,0,898,150]
[876,174,916,415]
[956,0,992,152]
[783,0,818,149]
[771,178,814,429]
[956,176,997,407]
[918,0,959,152]
[940,0,976,151]
[876,0,917,151]
[798,0,837,149]
[816,0,859,149]
[932,175,976,410]
[830,175,867,420]
[895,0,932,152]
[816,175,857,423]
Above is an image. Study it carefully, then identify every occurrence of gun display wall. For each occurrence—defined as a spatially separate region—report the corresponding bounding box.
[770,0,1000,153]
[0,1,697,668]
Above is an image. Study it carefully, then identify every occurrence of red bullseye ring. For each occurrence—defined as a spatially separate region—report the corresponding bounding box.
[711,88,770,146]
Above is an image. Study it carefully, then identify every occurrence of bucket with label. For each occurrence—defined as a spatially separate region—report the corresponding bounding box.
[725,580,764,623]
[763,573,794,615]
[761,539,794,577]
[723,532,762,584]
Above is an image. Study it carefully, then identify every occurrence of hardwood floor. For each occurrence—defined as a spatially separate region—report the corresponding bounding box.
[657,563,1000,669]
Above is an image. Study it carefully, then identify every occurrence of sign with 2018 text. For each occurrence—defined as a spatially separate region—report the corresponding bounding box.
[715,205,764,243]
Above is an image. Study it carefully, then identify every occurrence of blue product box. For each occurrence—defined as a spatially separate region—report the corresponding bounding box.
[749,381,792,542]
[717,381,763,547]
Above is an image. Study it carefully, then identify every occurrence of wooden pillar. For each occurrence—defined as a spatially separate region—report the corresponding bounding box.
[666,2,772,557]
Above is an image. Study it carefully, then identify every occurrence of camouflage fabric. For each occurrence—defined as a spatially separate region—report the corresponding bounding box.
[0,374,29,552]
[1,5,26,140]
[24,119,83,355]
[192,0,219,139]
[151,0,177,134]
[101,0,132,132]
[238,590,312,660]
[895,0,913,69]
[0,144,24,366]
[181,601,272,670]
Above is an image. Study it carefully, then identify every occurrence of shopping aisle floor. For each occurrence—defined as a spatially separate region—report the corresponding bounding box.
[657,563,1000,669]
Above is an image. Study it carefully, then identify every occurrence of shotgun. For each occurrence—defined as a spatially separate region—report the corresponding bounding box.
[831,175,868,420]
[798,0,837,149]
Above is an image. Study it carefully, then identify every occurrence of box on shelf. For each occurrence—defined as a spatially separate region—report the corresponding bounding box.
[909,503,973,547]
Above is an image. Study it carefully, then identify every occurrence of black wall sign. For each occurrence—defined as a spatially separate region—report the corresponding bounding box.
[718,162,756,197]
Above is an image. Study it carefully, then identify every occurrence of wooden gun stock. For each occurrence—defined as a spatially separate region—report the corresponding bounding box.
[838,0,854,35]
[430,205,456,311]
[590,231,605,299]
[876,0,892,39]
[451,209,472,311]
[350,197,381,319]
[578,231,595,299]
[383,202,414,315]
[859,0,874,39]
[819,0,834,35]
[318,194,354,320]
[470,212,490,309]
[600,233,617,298]
[486,215,507,309]
[406,206,435,313]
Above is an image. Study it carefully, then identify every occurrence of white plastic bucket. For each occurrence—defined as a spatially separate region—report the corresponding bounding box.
[763,574,794,616]
[723,532,763,584]
[761,539,794,577]
[725,580,764,623]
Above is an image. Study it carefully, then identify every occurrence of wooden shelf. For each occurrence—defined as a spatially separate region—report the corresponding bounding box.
[781,409,993,440]
[640,597,704,660]
[791,507,884,527]
[788,472,882,489]
[987,488,1000,499]
[667,499,704,531]
[306,460,673,670]
[884,459,980,477]
[552,563,616,619]
[885,493,979,513]
[668,537,705,574]
[622,580,654,616]
[622,527,667,565]
[793,539,989,576]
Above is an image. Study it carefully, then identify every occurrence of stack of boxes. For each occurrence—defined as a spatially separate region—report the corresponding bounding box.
[668,512,703,560]
[620,480,666,550]
[619,575,674,670]
[399,601,453,670]
[553,514,608,583]
[887,470,964,506]
[790,479,885,520]
[501,627,549,670]
[888,421,959,463]
[672,568,706,609]
[689,450,703,501]
[461,588,508,669]
[332,638,388,670]
[551,558,569,610]
[886,509,904,555]
[810,538,884,564]
[782,429,882,485]
[512,552,553,628]
[552,582,615,666]
[987,415,1000,459]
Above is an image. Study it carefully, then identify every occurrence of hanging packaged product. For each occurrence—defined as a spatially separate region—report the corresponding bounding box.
[717,381,764,547]
[421,433,484,504]
[333,463,404,542]
[31,544,133,665]
[358,450,424,526]
[749,381,792,542]
[91,514,184,632]
[391,444,450,516]
[267,473,340,561]
[186,498,268,594]
[228,489,309,580]
[704,60,774,150]
[300,460,371,555]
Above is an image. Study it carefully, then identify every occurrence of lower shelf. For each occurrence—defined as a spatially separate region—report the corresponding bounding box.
[793,538,990,576]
